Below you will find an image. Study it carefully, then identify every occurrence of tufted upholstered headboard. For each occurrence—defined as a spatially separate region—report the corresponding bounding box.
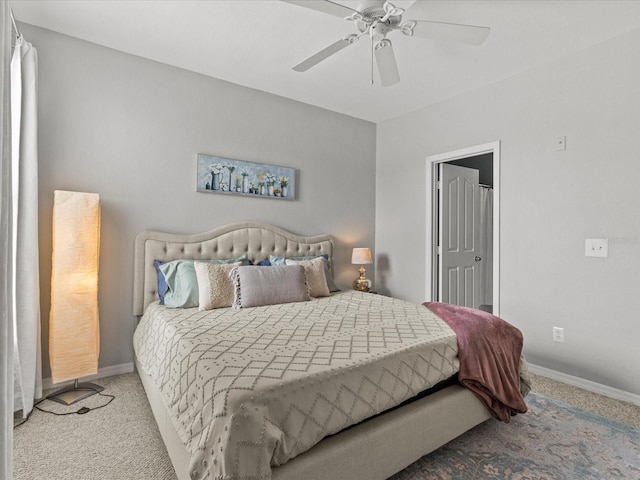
[133,222,334,316]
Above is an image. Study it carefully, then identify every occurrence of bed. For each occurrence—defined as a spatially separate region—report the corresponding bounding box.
[132,221,530,480]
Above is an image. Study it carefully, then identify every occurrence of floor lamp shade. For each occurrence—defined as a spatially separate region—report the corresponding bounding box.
[49,191,100,385]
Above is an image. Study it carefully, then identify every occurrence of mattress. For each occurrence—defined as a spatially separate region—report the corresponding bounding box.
[133,290,461,480]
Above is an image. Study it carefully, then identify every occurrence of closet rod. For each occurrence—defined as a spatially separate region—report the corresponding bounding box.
[479,183,493,189]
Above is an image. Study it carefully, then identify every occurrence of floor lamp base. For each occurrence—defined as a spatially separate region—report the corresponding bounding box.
[47,380,104,405]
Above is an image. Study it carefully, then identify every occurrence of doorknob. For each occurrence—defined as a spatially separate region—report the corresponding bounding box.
[474,256,482,262]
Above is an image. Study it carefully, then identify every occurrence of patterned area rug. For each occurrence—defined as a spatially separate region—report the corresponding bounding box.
[389,392,640,479]
[14,375,640,480]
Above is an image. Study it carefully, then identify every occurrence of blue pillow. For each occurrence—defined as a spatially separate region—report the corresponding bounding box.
[256,259,271,266]
[268,254,340,292]
[157,255,251,308]
[154,260,169,305]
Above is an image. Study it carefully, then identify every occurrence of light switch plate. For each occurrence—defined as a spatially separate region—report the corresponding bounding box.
[585,238,608,257]
[555,136,566,151]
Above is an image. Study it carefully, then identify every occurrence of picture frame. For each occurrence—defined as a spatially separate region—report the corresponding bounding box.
[196,154,295,200]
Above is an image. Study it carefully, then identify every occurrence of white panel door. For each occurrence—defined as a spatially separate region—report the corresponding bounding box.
[438,163,481,308]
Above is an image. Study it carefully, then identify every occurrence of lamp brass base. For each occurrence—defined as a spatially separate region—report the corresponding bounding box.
[353,279,370,292]
[47,380,104,405]
[353,266,371,292]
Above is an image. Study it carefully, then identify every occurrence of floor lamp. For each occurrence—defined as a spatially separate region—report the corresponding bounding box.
[48,190,103,405]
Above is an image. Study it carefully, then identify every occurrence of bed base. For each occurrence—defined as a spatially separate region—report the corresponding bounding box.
[133,223,492,479]
[136,358,491,480]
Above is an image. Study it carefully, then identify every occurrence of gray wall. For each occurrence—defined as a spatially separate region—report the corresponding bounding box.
[376,27,640,396]
[25,24,376,379]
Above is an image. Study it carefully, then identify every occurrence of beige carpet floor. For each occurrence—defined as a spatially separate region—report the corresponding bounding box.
[13,373,177,480]
[529,372,640,428]
[12,371,640,479]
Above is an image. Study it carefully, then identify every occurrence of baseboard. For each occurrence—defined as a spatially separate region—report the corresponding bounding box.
[528,363,640,407]
[42,362,135,391]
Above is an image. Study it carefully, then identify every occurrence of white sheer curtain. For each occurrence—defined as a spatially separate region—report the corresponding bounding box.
[11,24,40,417]
[479,186,493,308]
[1,4,15,479]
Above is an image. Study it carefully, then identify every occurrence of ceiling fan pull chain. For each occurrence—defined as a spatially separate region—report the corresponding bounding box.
[371,34,374,85]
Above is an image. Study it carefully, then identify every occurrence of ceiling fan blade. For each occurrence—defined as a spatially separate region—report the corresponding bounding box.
[293,38,354,72]
[374,40,400,87]
[407,20,490,45]
[280,0,358,18]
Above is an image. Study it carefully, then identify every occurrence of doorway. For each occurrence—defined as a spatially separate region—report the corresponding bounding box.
[425,142,500,315]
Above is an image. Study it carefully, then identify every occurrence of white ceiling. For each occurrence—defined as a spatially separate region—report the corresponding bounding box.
[12,0,640,123]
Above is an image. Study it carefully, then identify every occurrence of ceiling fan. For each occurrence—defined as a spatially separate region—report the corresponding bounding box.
[282,0,490,86]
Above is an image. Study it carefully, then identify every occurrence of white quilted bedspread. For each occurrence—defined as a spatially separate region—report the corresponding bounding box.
[133,291,460,480]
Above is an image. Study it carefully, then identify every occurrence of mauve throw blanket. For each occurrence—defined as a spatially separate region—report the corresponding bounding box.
[423,302,528,422]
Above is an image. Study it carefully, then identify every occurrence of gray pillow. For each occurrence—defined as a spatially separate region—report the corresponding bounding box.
[285,257,330,298]
[230,265,310,308]
[269,254,340,292]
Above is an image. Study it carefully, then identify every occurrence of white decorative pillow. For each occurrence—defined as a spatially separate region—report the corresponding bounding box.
[285,257,331,298]
[159,255,250,308]
[230,265,310,308]
[194,262,241,310]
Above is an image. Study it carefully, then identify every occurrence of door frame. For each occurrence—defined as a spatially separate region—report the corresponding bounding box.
[425,141,501,315]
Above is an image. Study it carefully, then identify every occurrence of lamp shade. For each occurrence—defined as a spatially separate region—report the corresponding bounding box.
[49,191,100,384]
[351,248,372,265]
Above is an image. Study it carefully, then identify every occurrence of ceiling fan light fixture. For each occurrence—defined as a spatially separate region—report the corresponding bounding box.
[369,22,391,41]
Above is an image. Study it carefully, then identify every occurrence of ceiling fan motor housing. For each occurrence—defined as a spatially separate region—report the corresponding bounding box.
[356,0,386,18]
[354,0,403,35]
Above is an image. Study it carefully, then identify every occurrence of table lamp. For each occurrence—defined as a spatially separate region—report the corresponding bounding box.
[352,247,373,292]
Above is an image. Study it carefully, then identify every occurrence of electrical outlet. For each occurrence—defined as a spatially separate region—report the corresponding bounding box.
[585,238,608,258]
[553,327,564,343]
